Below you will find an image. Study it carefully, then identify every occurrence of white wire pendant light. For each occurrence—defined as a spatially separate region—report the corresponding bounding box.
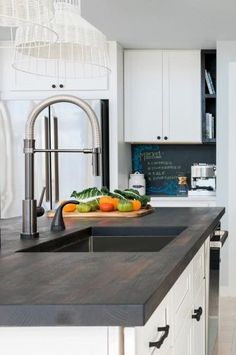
[13,0,110,78]
[0,0,57,48]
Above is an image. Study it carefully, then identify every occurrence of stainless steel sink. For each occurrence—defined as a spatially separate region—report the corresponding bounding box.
[18,226,186,253]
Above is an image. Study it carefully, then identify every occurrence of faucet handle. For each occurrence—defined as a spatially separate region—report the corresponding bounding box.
[51,200,80,231]
[37,187,46,217]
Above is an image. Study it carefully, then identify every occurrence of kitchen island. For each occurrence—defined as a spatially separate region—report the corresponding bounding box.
[0,207,225,355]
[0,207,224,327]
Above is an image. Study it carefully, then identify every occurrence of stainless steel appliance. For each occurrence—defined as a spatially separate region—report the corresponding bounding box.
[208,227,228,355]
[0,98,109,219]
[190,163,216,195]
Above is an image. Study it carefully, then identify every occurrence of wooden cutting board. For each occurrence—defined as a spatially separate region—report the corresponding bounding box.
[47,206,154,218]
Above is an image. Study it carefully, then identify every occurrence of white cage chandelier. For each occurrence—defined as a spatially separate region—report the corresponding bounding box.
[13,0,110,78]
[0,0,57,48]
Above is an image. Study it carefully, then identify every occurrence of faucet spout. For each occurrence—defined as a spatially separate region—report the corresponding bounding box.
[21,95,101,239]
[51,200,80,231]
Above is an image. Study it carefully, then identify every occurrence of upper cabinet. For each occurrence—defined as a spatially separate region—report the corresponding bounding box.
[164,51,201,143]
[124,50,201,143]
[0,47,109,98]
[124,50,163,142]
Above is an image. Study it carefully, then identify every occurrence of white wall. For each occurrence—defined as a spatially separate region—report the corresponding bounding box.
[107,42,131,191]
[217,41,236,295]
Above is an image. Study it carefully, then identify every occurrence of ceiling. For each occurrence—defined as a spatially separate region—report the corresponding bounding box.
[82,0,236,49]
[1,0,236,48]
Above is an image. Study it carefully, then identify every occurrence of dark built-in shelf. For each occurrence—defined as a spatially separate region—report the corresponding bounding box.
[201,49,217,144]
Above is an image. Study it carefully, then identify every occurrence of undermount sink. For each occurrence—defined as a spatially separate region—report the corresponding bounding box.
[18,226,186,253]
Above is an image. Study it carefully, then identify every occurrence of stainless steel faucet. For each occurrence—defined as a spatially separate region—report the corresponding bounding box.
[21,95,101,239]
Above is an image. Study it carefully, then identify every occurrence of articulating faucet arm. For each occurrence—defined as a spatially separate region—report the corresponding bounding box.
[21,95,101,239]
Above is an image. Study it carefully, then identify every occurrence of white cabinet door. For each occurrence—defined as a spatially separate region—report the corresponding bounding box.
[204,237,210,355]
[124,50,163,142]
[124,294,172,355]
[192,282,206,355]
[172,315,192,355]
[172,263,192,341]
[0,48,108,93]
[0,327,108,355]
[163,50,201,143]
[12,70,108,92]
[12,69,63,92]
[124,50,201,143]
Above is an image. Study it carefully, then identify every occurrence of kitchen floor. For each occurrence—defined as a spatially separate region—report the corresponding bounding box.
[214,297,236,355]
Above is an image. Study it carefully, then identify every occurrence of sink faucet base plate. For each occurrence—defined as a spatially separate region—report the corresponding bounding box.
[20,232,39,240]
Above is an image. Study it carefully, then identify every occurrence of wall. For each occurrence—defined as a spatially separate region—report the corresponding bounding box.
[108,42,131,191]
[217,41,236,295]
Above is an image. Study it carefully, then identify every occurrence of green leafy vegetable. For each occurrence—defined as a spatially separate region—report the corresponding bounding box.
[71,187,150,208]
[71,187,104,203]
[115,188,150,207]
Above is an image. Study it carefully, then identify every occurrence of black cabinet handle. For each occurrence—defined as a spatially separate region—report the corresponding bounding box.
[192,307,203,322]
[164,136,168,140]
[52,84,57,89]
[59,84,64,88]
[157,136,161,140]
[149,325,170,349]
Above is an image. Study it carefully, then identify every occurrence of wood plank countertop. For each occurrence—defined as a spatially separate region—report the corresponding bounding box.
[0,207,225,327]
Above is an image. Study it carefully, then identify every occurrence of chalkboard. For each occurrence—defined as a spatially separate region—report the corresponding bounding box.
[132,144,216,196]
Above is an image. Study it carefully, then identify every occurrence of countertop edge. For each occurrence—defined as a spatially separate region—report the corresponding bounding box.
[0,304,144,327]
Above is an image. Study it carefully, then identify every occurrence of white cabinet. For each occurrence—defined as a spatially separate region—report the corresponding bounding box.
[191,245,206,355]
[163,51,201,143]
[124,239,210,355]
[0,327,109,355]
[173,314,193,355]
[12,70,109,92]
[0,327,125,355]
[124,294,172,355]
[124,50,201,143]
[0,47,109,94]
[136,294,172,355]
[192,282,206,355]
[204,237,210,355]
[124,50,163,142]
[172,263,192,340]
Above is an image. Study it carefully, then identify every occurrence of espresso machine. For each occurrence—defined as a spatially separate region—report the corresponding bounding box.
[189,163,216,196]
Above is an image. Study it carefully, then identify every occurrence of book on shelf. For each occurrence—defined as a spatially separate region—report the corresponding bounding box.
[207,72,216,94]
[205,70,216,95]
[205,113,215,140]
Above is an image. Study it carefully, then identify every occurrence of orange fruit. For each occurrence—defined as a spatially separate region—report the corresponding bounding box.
[111,198,120,210]
[131,200,142,211]
[99,196,120,210]
[63,203,76,212]
[99,202,114,212]
[99,196,113,205]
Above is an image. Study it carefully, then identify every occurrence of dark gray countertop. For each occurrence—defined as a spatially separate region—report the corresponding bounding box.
[0,207,224,327]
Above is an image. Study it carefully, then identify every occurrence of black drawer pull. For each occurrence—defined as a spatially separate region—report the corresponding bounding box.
[164,136,168,140]
[157,136,161,140]
[149,325,170,349]
[192,307,203,322]
[52,84,57,89]
[59,84,64,88]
